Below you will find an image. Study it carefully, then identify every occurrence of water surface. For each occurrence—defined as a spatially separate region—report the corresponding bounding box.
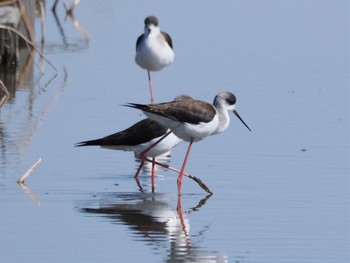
[0,0,349,262]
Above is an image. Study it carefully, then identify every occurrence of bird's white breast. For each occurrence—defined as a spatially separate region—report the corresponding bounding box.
[135,34,174,71]
[173,115,219,142]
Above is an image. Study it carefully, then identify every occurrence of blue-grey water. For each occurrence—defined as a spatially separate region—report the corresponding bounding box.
[0,0,349,262]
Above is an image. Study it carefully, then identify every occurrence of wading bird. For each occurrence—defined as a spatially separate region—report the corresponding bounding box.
[135,16,175,103]
[76,95,212,193]
[126,91,251,195]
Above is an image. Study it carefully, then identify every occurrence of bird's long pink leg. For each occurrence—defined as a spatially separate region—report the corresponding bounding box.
[177,138,194,196]
[143,157,212,194]
[134,160,145,191]
[144,158,190,176]
[134,160,145,179]
[147,70,154,104]
[133,131,172,190]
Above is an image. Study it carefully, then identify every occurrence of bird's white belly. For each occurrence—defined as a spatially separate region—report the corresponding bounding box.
[135,38,174,71]
[140,132,182,157]
[173,120,219,142]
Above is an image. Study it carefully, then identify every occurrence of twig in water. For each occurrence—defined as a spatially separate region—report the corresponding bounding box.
[16,0,35,44]
[17,158,42,184]
[0,79,10,107]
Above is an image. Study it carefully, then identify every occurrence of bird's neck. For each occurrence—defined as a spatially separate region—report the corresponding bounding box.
[214,106,230,135]
[146,28,161,37]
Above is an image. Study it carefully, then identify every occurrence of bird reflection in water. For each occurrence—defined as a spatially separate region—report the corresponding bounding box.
[51,0,90,51]
[133,151,171,191]
[81,192,227,262]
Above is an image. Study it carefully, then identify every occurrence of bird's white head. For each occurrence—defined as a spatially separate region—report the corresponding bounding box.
[213,91,237,112]
[213,91,251,132]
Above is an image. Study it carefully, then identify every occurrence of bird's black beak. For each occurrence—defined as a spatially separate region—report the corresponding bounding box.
[233,110,251,131]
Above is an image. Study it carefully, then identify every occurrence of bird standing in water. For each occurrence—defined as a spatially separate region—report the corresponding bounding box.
[126,91,251,195]
[76,96,212,193]
[135,16,175,103]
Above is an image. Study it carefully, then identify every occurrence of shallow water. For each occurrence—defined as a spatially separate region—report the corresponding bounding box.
[0,0,349,262]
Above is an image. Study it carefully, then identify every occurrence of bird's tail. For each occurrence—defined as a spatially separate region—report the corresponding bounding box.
[75,139,102,147]
[123,103,149,111]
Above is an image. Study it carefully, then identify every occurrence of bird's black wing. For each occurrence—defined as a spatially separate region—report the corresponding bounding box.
[126,101,216,125]
[161,32,173,49]
[136,34,143,51]
[75,119,168,147]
